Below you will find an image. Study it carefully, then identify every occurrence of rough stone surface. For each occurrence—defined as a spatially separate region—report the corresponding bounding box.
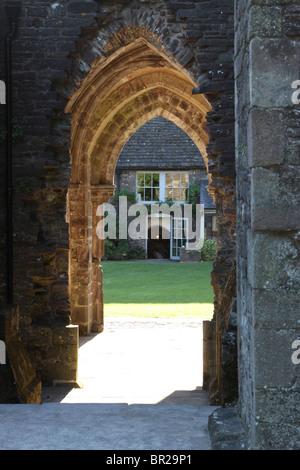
[250,37,300,108]
[235,0,300,450]
[251,167,300,231]
[22,324,79,385]
[221,306,238,405]
[0,306,41,404]
[248,108,286,168]
[208,407,246,450]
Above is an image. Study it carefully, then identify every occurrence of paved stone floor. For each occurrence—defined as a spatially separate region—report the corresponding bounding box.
[0,317,219,450]
[43,317,211,405]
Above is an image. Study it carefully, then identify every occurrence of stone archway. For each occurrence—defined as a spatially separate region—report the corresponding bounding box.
[66,37,212,335]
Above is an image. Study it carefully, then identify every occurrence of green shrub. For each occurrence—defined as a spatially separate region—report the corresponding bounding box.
[200,238,216,261]
[112,189,137,205]
[104,238,145,261]
[103,212,145,261]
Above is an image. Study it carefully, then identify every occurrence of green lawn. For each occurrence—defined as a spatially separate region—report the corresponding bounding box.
[102,261,214,319]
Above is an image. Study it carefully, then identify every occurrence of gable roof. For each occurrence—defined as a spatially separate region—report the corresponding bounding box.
[116,116,206,170]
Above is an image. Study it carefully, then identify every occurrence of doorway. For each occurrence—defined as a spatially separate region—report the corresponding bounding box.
[170,217,189,261]
[147,215,170,259]
[66,37,212,335]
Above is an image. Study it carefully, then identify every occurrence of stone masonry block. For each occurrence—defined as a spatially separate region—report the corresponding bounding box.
[254,421,300,451]
[252,288,300,329]
[248,108,285,167]
[52,325,79,346]
[58,345,78,365]
[46,363,78,383]
[26,326,53,347]
[250,6,283,38]
[67,0,99,15]
[250,38,300,108]
[250,0,293,5]
[248,231,300,290]
[255,388,300,427]
[252,326,300,389]
[251,167,300,231]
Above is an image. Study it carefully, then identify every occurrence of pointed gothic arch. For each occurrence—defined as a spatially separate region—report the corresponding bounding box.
[66,37,212,334]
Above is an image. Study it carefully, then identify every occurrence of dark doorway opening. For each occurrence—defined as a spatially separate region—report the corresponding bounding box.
[147,225,170,259]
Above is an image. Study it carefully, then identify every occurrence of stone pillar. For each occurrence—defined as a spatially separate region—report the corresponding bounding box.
[68,183,114,335]
[68,184,90,335]
[235,0,300,449]
[90,185,115,333]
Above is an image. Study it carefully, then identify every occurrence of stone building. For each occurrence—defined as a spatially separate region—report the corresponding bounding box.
[111,115,216,260]
[0,0,299,450]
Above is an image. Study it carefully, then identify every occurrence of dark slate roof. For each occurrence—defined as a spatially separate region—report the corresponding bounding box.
[201,179,216,209]
[116,116,206,170]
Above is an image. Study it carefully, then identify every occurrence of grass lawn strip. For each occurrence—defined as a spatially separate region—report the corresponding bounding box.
[102,261,214,319]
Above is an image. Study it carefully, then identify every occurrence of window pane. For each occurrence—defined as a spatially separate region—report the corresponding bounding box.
[165,188,172,200]
[153,173,159,187]
[145,188,152,201]
[153,188,160,201]
[173,188,181,201]
[166,174,173,188]
[172,174,180,188]
[174,225,181,239]
[137,173,144,187]
[144,174,152,187]
[181,188,187,202]
[181,173,188,187]
[137,188,144,201]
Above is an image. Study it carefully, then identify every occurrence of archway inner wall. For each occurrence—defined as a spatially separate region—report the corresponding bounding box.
[0,1,235,406]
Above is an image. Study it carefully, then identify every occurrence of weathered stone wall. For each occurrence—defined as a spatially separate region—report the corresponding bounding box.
[0,0,235,398]
[0,0,100,381]
[0,306,41,403]
[118,171,137,195]
[235,0,300,450]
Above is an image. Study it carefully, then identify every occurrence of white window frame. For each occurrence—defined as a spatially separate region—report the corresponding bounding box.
[136,171,189,204]
[170,217,189,260]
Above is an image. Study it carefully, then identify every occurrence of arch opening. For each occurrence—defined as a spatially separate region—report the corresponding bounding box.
[67,37,212,335]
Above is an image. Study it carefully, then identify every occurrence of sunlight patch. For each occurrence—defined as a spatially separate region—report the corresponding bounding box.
[104,303,214,319]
